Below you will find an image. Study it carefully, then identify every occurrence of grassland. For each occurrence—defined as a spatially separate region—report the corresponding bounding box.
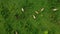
[0,0,60,34]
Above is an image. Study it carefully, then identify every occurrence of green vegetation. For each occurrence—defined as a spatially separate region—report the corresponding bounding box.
[0,0,60,34]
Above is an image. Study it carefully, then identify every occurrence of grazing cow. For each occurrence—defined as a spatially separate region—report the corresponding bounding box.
[53,8,58,11]
[41,8,44,12]
[21,8,24,12]
[35,11,39,14]
[33,15,36,19]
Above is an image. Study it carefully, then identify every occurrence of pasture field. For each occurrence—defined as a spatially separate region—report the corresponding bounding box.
[0,0,60,34]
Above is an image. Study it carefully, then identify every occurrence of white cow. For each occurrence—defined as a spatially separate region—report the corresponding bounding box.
[33,15,36,19]
[21,8,24,12]
[41,8,44,12]
[35,11,39,14]
[53,8,58,11]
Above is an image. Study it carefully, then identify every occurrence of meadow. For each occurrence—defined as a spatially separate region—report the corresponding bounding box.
[0,0,60,34]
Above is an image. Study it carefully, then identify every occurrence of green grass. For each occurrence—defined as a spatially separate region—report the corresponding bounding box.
[0,0,60,34]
